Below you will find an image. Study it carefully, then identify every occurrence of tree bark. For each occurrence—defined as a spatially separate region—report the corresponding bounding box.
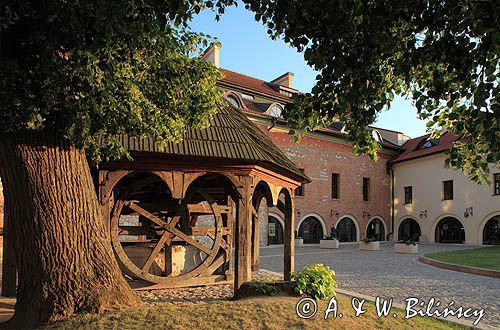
[0,131,140,329]
[1,197,17,297]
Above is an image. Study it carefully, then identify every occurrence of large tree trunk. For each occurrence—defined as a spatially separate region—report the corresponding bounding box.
[0,131,140,329]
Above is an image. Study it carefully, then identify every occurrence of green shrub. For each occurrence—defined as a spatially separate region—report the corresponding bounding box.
[254,283,278,296]
[292,264,336,300]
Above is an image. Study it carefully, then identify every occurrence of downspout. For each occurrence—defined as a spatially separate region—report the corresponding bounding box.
[386,147,404,241]
[267,117,276,132]
[390,167,395,241]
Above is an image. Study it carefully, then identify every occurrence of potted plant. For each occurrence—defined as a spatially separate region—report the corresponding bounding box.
[294,231,303,247]
[394,239,418,254]
[359,237,380,251]
[320,234,339,249]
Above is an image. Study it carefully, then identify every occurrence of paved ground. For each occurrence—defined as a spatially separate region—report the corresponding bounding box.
[261,242,500,329]
[0,244,498,328]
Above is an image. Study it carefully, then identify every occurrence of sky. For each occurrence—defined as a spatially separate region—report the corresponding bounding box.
[190,5,429,138]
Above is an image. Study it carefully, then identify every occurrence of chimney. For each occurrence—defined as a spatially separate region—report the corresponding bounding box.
[271,72,294,88]
[200,43,220,68]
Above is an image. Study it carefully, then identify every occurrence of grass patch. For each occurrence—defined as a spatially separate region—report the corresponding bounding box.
[425,246,500,271]
[45,295,469,330]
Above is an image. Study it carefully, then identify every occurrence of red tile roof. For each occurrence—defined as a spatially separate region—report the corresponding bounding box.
[220,69,291,100]
[220,68,404,151]
[392,132,460,163]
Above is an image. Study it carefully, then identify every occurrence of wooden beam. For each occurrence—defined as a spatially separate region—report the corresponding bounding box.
[117,226,154,236]
[131,275,229,291]
[251,212,260,271]
[235,176,252,289]
[226,196,235,277]
[187,203,231,214]
[190,226,230,236]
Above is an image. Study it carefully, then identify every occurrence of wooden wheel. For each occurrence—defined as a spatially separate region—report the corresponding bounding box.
[110,188,230,286]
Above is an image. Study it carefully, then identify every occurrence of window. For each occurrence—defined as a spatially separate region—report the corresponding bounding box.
[363,178,370,201]
[404,186,413,204]
[226,95,240,107]
[494,173,500,196]
[418,138,439,149]
[331,173,340,199]
[270,106,282,118]
[295,169,305,196]
[443,180,454,200]
[267,104,283,118]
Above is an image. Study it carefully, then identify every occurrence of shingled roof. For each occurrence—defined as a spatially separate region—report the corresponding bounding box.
[117,105,309,183]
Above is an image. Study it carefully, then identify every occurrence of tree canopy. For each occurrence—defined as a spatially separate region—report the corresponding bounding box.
[2,1,498,182]
[1,0,235,162]
[242,0,499,183]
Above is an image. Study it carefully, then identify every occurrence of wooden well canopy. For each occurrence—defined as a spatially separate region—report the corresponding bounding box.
[97,106,309,290]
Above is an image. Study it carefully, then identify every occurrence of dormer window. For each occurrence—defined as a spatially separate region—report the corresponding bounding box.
[241,93,254,100]
[226,95,239,107]
[267,103,283,118]
[224,92,244,108]
[418,138,439,149]
[372,130,383,143]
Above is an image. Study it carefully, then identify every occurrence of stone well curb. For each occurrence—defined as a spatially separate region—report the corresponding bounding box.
[260,269,494,330]
[418,256,500,279]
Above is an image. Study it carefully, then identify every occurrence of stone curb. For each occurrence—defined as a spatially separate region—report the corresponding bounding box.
[260,269,494,330]
[418,256,500,279]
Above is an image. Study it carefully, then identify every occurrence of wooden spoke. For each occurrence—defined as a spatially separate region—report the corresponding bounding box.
[141,232,171,274]
[167,227,212,255]
[126,200,213,255]
[168,214,182,229]
[125,201,168,228]
[199,255,225,277]
[110,180,233,289]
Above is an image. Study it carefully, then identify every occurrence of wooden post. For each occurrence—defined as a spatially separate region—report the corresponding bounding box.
[2,198,16,297]
[225,196,235,280]
[235,177,252,289]
[251,205,260,271]
[284,189,295,281]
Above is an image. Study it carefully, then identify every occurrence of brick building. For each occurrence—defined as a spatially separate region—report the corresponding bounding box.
[0,46,410,249]
[1,46,497,249]
[203,45,411,245]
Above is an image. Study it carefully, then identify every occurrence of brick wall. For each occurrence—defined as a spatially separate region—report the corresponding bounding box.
[255,123,393,242]
[257,199,268,246]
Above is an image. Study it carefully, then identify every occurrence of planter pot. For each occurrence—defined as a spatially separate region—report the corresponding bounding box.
[295,238,303,247]
[320,239,339,249]
[395,243,418,254]
[359,241,380,251]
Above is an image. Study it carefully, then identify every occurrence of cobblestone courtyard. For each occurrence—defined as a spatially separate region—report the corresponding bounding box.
[261,243,500,329]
